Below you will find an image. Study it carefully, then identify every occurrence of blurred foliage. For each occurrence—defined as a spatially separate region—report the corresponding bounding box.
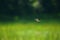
[0,0,60,21]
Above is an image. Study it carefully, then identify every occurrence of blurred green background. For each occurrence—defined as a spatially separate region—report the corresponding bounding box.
[0,0,60,21]
[0,0,60,40]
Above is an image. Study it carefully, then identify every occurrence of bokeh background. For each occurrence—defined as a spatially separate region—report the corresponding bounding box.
[0,0,60,40]
[0,0,60,21]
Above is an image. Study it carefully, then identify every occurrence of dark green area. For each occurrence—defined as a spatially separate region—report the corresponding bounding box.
[0,0,60,22]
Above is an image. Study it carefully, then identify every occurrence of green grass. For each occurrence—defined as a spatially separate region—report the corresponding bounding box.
[0,20,60,40]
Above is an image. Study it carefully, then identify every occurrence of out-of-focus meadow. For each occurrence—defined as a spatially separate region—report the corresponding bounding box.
[0,20,60,40]
[0,0,60,40]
